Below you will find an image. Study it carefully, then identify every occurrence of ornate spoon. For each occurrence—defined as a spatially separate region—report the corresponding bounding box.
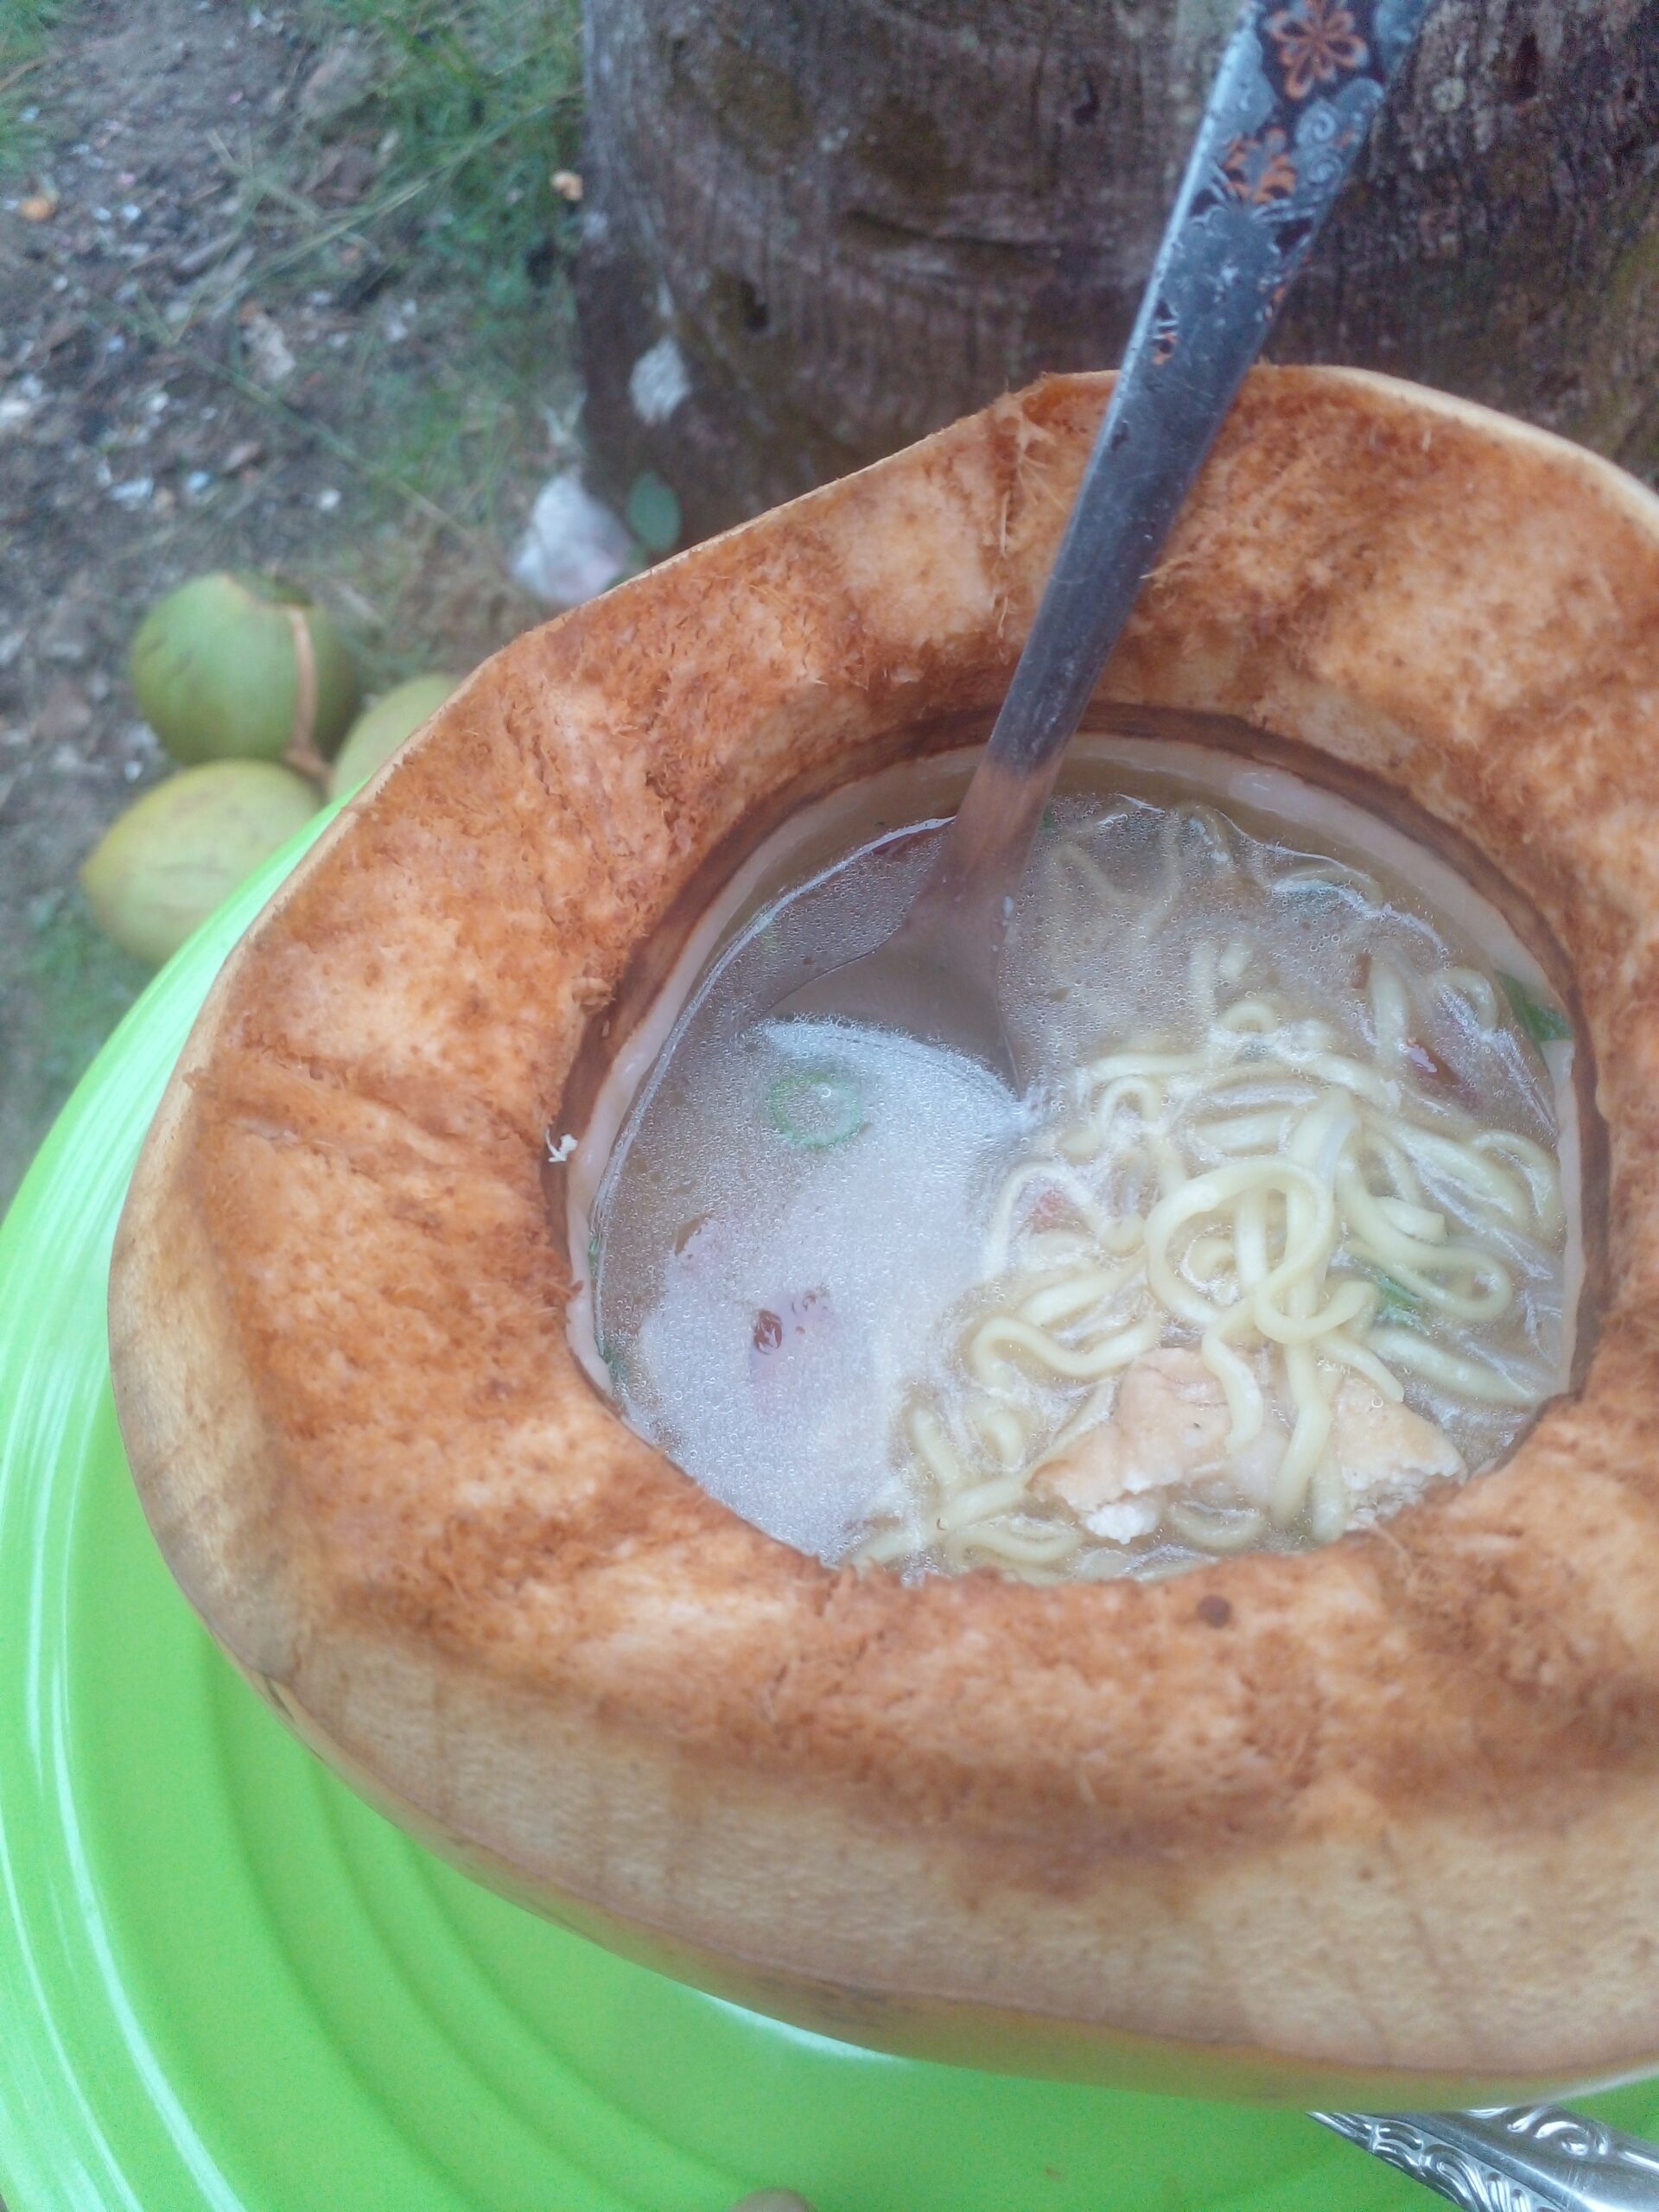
[774,0,1431,1082]
[1315,2102,1659,2209]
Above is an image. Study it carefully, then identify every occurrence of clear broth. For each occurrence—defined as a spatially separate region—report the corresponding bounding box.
[572,737,1580,1581]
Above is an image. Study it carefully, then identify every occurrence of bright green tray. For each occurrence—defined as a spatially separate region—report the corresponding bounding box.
[3,827,1655,2211]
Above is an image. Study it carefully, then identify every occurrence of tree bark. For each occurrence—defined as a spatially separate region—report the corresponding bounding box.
[577,0,1659,544]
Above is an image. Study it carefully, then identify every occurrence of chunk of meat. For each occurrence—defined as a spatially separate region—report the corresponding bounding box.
[1330,1375,1464,1500]
[1033,1348,1230,1527]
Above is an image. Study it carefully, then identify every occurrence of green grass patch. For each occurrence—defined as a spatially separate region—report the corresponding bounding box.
[344,358,530,526]
[80,0,597,696]
[301,0,584,372]
[0,892,148,1217]
[0,0,71,181]
[258,0,589,660]
[16,894,149,1111]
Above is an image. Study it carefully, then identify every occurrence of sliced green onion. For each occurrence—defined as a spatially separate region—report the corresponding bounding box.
[1366,1270,1422,1325]
[1500,972,1572,1047]
[587,1233,601,1274]
[767,1068,864,1149]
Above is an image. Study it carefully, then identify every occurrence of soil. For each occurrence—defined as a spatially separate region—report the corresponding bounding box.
[0,0,563,1212]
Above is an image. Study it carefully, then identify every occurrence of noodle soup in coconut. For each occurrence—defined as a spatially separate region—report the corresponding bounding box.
[575,731,1582,1589]
[111,368,1659,2104]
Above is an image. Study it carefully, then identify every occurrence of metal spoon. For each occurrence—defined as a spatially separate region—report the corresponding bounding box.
[1316,2102,1659,2210]
[773,0,1430,1084]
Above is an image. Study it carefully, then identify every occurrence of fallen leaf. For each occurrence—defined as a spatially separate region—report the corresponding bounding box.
[626,468,682,554]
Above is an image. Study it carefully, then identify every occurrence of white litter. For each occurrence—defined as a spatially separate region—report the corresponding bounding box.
[628,334,690,425]
[510,467,634,607]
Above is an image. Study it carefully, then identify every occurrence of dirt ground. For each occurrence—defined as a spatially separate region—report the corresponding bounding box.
[0,0,574,1211]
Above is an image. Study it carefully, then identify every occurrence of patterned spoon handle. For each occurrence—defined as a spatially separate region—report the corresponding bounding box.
[964,0,1434,804]
[772,0,1435,1077]
[1313,2105,1659,2210]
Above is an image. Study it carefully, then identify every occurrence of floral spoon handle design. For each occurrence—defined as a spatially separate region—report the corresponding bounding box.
[951,0,1433,825]
[1314,2104,1659,2210]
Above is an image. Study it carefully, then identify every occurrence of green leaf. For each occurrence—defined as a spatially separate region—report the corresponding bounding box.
[1500,972,1573,1047]
[1368,1271,1421,1325]
[626,470,683,555]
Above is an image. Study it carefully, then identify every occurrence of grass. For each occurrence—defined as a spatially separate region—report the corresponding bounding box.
[0,0,70,180]
[299,0,584,372]
[60,0,590,690]
[0,0,589,1210]
[264,0,587,671]
[16,894,149,1124]
[73,0,593,685]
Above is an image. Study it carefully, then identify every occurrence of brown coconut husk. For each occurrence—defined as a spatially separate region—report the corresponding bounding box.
[110,368,1659,2102]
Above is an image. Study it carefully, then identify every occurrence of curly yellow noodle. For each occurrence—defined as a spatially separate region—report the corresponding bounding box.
[968,1311,1164,1386]
[845,810,1567,1585]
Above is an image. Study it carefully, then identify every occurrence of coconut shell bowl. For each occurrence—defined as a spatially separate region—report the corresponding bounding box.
[10,368,1650,2202]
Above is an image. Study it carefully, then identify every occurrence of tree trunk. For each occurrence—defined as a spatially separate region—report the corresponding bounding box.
[575,0,1659,544]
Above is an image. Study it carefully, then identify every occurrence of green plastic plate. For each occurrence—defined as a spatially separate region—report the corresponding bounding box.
[3,823,1655,2212]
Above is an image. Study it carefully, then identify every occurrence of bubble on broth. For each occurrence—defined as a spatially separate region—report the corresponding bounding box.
[577,742,1580,1584]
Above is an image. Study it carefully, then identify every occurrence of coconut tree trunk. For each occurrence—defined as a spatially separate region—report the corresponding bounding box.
[575,0,1659,543]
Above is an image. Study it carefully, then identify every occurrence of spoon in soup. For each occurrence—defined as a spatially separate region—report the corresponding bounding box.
[772,0,1431,1086]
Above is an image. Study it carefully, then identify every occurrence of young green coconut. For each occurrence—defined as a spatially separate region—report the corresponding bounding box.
[327,673,459,798]
[129,572,359,776]
[80,760,320,967]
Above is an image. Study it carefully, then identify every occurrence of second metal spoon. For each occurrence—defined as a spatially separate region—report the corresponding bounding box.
[1317,2101,1659,2211]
